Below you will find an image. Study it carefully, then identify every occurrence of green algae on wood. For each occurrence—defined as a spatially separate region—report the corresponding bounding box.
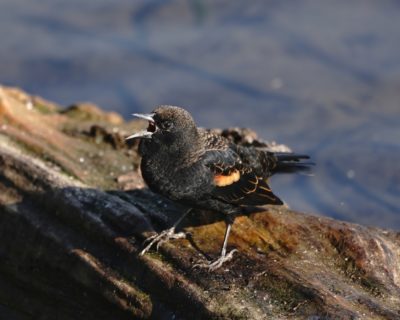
[0,85,400,319]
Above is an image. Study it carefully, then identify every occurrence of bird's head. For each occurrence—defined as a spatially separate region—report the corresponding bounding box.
[127,106,199,152]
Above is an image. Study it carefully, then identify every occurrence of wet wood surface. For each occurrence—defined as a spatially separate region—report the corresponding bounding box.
[0,86,399,319]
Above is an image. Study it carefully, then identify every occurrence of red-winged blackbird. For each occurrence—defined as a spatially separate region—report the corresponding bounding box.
[127,106,311,270]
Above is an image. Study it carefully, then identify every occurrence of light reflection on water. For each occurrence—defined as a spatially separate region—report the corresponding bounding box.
[0,0,399,228]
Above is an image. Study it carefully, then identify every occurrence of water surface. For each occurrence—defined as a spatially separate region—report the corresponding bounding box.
[1,0,399,228]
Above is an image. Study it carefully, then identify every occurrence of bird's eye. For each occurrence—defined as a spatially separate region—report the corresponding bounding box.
[162,120,173,130]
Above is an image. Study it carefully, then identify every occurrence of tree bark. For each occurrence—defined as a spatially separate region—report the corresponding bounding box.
[0,86,399,319]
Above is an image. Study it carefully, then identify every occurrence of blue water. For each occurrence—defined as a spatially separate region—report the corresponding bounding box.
[1,0,399,228]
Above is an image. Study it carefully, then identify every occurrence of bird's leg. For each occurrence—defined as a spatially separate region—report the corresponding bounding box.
[139,209,191,256]
[207,222,238,271]
[194,215,238,271]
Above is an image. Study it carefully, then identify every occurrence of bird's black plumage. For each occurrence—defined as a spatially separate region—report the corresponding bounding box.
[128,105,311,270]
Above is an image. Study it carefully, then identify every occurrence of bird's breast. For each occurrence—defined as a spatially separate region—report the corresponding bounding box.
[140,155,213,201]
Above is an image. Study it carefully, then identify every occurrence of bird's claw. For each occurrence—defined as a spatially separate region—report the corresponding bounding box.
[193,249,238,271]
[139,227,186,256]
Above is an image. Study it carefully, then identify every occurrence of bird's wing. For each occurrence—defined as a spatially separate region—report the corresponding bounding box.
[200,133,283,206]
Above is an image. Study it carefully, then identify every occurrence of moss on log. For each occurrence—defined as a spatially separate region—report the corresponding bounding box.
[0,85,399,319]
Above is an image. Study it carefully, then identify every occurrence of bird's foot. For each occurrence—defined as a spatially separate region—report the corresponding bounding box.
[193,249,238,271]
[139,227,186,256]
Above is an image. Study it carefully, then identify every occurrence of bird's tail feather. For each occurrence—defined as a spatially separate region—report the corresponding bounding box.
[273,153,314,174]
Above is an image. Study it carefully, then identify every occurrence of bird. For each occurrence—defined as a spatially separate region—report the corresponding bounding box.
[126,106,311,270]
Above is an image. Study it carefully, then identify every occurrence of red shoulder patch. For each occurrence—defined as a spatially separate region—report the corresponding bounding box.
[214,170,241,187]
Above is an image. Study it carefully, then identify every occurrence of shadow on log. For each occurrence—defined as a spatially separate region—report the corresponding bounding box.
[0,85,399,319]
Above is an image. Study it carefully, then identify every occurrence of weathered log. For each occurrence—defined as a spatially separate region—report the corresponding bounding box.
[0,85,399,319]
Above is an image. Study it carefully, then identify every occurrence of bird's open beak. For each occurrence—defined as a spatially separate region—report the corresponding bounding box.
[126,113,156,140]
